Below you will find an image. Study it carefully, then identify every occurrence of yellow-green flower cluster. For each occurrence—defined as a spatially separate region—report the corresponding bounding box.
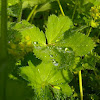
[8,35,33,60]
[90,6,100,28]
[90,6,100,20]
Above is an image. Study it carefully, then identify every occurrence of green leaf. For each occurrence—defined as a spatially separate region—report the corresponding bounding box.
[7,3,21,17]
[48,69,73,85]
[8,0,19,6]
[33,46,75,69]
[59,83,72,96]
[20,61,56,88]
[82,52,97,70]
[83,0,100,6]
[83,0,95,5]
[45,15,73,44]
[36,2,51,12]
[19,61,73,97]
[22,0,54,9]
[12,20,32,30]
[13,20,46,45]
[20,61,42,89]
[56,32,95,56]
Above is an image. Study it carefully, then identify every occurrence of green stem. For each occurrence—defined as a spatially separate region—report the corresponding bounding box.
[17,0,22,22]
[72,0,77,20]
[0,0,7,59]
[0,0,8,100]
[27,5,38,22]
[30,10,37,24]
[57,0,65,16]
[79,71,83,100]
[87,27,92,36]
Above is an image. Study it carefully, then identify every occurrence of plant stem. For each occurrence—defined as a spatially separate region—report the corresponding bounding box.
[27,5,38,22]
[87,27,92,36]
[30,10,37,24]
[57,0,65,16]
[79,71,83,100]
[72,0,77,20]
[0,0,7,59]
[17,0,22,22]
[0,0,8,100]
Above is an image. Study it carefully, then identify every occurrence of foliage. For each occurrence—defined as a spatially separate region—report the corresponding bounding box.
[1,0,100,100]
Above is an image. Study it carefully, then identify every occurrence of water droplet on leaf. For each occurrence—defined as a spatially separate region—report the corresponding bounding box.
[34,41,38,44]
[52,59,59,66]
[50,54,53,57]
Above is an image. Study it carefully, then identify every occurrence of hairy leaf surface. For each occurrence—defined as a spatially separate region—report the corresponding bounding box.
[33,46,75,69]
[45,15,73,44]
[59,83,72,96]
[56,32,95,56]
[22,0,55,9]
[20,61,73,96]
[13,20,46,45]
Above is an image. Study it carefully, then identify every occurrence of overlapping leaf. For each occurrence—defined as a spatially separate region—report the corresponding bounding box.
[8,0,19,6]
[83,0,100,6]
[33,46,75,69]
[74,52,97,71]
[18,14,95,99]
[7,0,52,7]
[58,83,72,96]
[22,0,55,9]
[55,31,95,56]
[45,15,73,44]
[13,20,46,45]
[20,60,73,96]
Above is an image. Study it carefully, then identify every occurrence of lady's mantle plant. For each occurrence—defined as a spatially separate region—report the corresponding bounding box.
[8,14,95,99]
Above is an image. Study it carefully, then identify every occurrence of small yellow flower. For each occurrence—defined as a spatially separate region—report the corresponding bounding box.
[19,42,25,48]
[91,20,98,28]
[27,41,32,46]
[90,7,95,12]
[98,6,100,9]
[96,13,100,17]
[10,43,16,49]
[95,8,98,13]
[19,42,25,51]
[94,17,97,20]
[91,13,95,17]
[25,36,30,41]
[8,48,17,55]
[91,7,95,10]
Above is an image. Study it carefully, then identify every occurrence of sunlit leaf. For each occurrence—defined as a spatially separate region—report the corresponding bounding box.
[20,60,73,97]
[33,46,75,69]
[45,14,73,44]
[56,32,95,56]
[13,20,46,45]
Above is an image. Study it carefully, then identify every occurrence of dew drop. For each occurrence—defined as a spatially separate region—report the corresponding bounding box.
[38,69,40,73]
[54,63,59,66]
[50,54,53,57]
[8,41,10,43]
[34,41,38,44]
[52,59,59,66]
[86,45,88,47]
[65,47,68,51]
